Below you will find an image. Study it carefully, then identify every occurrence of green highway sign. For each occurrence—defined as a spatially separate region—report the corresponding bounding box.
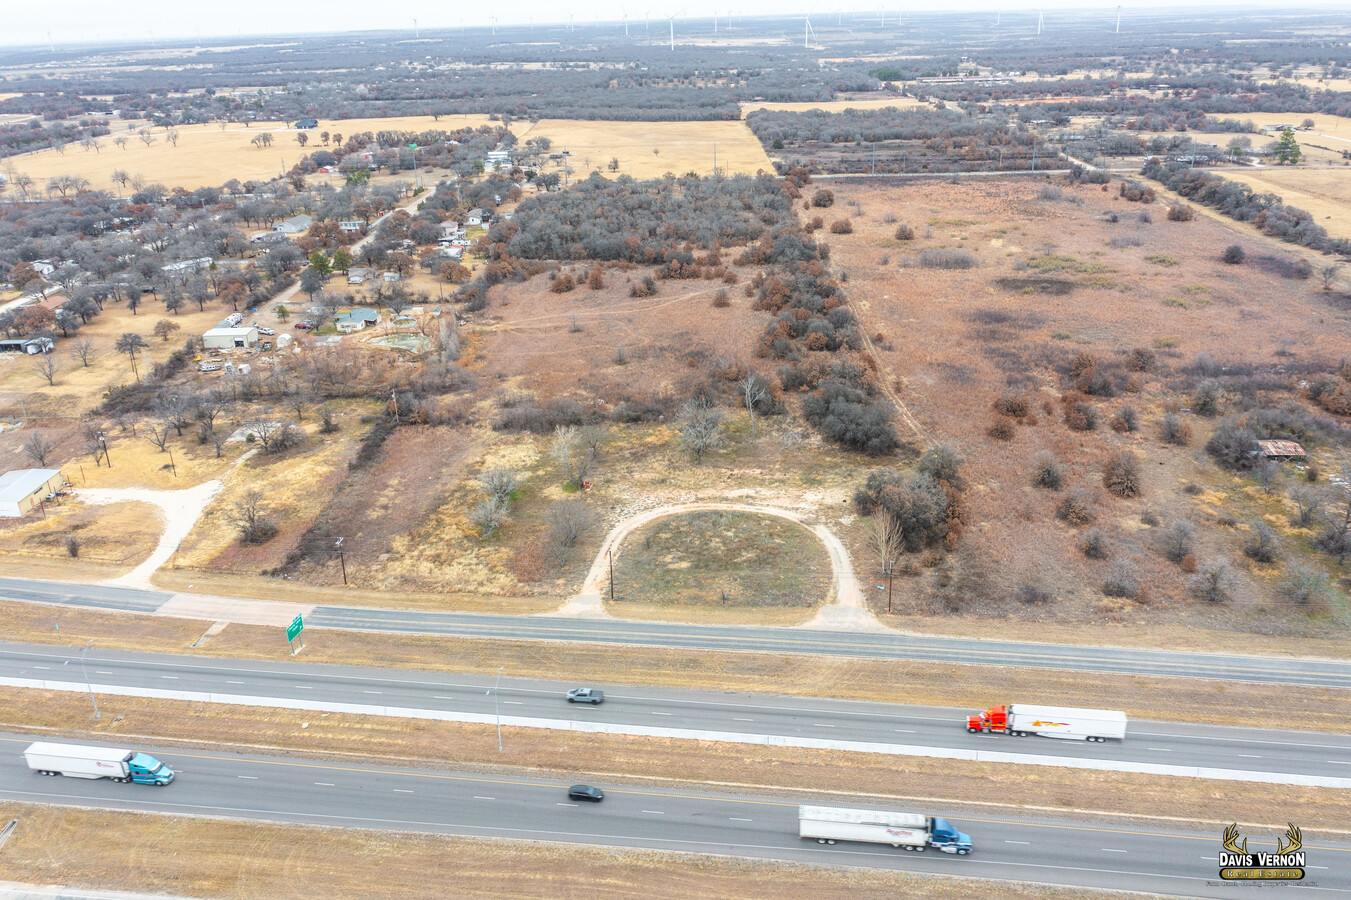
[287,614,304,642]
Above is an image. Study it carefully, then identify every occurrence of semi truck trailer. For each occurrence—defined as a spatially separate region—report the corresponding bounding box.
[24,742,175,784]
[966,704,1128,742]
[798,805,972,854]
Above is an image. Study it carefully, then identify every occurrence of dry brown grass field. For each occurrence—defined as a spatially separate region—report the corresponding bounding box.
[818,175,1350,636]
[742,97,924,114]
[4,113,773,191]
[1217,167,1351,240]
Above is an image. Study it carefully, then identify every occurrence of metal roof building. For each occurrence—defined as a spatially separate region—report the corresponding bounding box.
[0,468,64,518]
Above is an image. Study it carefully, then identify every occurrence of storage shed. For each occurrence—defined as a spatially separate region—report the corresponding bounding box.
[0,468,64,518]
[202,326,259,350]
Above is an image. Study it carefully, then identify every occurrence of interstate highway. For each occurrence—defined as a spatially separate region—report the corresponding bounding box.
[1,643,1347,783]
[3,576,1351,688]
[0,732,1345,898]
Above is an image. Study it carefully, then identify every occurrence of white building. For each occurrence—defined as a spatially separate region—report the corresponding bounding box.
[0,468,64,518]
[202,325,259,350]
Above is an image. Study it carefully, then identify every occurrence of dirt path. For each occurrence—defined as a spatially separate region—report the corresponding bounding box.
[553,501,887,632]
[75,450,258,588]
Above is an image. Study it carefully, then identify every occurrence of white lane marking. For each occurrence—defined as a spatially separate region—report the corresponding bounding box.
[227,680,246,684]
[730,817,752,822]
[363,691,382,694]
[1310,866,1330,870]
[295,686,313,690]
[503,701,523,705]
[434,696,458,700]
[1133,731,1351,751]
[315,782,335,786]
[1201,857,1217,861]
[642,810,665,815]
[96,671,114,674]
[473,796,494,800]
[1006,840,1030,844]
[238,776,258,780]
[652,712,671,716]
[894,729,915,733]
[1328,761,1351,765]
[557,802,578,807]
[813,723,835,727]
[1238,754,1261,758]
[733,718,753,722]
[1148,748,1173,752]
[394,789,414,793]
[1102,849,1127,853]
[161,675,178,679]
[33,666,49,670]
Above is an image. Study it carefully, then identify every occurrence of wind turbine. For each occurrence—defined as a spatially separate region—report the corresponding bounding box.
[803,15,817,48]
[623,11,630,36]
[412,18,419,38]
[1115,5,1122,33]
[491,16,498,35]
[667,11,682,51]
[1036,7,1043,35]
[879,9,885,27]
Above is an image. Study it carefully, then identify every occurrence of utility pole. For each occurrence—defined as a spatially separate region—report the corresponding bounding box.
[79,639,100,719]
[607,549,614,601]
[98,432,111,468]
[885,560,896,614]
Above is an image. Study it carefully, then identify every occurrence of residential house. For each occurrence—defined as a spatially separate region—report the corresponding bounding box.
[334,308,381,333]
[465,208,486,227]
[294,118,319,130]
[347,267,375,285]
[161,257,213,279]
[273,214,314,235]
[382,271,401,282]
[31,261,56,278]
[0,337,54,355]
[339,220,364,233]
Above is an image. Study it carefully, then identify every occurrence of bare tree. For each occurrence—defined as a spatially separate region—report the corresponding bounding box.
[153,319,181,342]
[1320,264,1341,292]
[137,127,156,147]
[1252,458,1280,495]
[145,420,173,452]
[165,128,180,147]
[1315,471,1351,565]
[114,332,148,382]
[741,372,768,439]
[678,397,724,463]
[863,514,902,575]
[1159,521,1196,563]
[1289,485,1323,526]
[23,432,56,466]
[545,499,595,564]
[32,354,62,386]
[227,489,278,544]
[469,496,508,537]
[551,424,594,488]
[247,417,296,454]
[69,336,97,367]
[1189,557,1240,603]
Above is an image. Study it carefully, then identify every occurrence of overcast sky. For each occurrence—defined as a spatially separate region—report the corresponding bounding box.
[3,2,1344,49]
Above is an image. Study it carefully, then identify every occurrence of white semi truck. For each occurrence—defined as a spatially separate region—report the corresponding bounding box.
[966,704,1128,742]
[798,805,972,854]
[24,742,175,785]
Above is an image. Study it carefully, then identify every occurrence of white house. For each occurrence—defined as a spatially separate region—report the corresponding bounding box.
[465,208,485,226]
[347,267,375,285]
[0,468,64,518]
[161,257,213,277]
[202,325,259,350]
[334,308,380,333]
[339,220,364,233]
[273,214,314,235]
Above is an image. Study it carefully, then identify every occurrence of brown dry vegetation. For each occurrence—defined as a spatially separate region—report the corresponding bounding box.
[0,803,1139,900]
[818,176,1350,637]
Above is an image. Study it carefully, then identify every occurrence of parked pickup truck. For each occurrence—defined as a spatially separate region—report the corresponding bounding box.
[25,741,174,785]
[966,704,1128,742]
[566,688,604,704]
[799,806,971,854]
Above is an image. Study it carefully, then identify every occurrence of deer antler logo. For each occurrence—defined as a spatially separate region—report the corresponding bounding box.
[1276,824,1302,855]
[1222,823,1248,855]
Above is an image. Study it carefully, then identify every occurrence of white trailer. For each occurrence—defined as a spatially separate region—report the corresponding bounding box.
[798,806,972,854]
[967,704,1127,742]
[23,742,175,784]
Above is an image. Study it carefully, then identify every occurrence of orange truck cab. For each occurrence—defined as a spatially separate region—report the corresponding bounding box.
[967,705,1008,734]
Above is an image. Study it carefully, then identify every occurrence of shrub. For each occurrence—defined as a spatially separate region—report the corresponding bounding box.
[1056,486,1097,525]
[1277,564,1331,608]
[1243,521,1280,563]
[1102,561,1140,599]
[894,224,915,241]
[1081,528,1110,559]
[1015,584,1052,605]
[1189,557,1239,603]
[712,289,731,308]
[1128,348,1156,373]
[1064,400,1098,432]
[63,534,80,558]
[469,496,508,537]
[1160,412,1192,446]
[801,379,898,455]
[1110,405,1138,433]
[987,417,1015,441]
[1140,510,1160,527]
[811,189,835,208]
[550,273,576,293]
[829,219,854,234]
[545,499,595,565]
[1103,451,1143,499]
[1159,521,1196,563]
[1205,422,1260,471]
[916,443,966,491]
[919,249,976,269]
[994,391,1030,418]
[1288,485,1322,526]
[629,275,658,298]
[1192,379,1222,417]
[1032,452,1063,489]
[1222,244,1246,264]
[1167,204,1195,222]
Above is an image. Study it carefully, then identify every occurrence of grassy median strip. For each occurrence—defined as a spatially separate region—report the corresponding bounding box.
[0,802,1145,900]
[3,688,1348,831]
[3,599,1347,734]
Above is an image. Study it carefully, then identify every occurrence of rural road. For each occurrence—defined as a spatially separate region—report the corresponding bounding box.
[3,576,1351,688]
[1,642,1347,786]
[0,732,1345,897]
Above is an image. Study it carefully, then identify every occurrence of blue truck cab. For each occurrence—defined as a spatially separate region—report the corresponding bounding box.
[928,817,973,855]
[127,753,174,785]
